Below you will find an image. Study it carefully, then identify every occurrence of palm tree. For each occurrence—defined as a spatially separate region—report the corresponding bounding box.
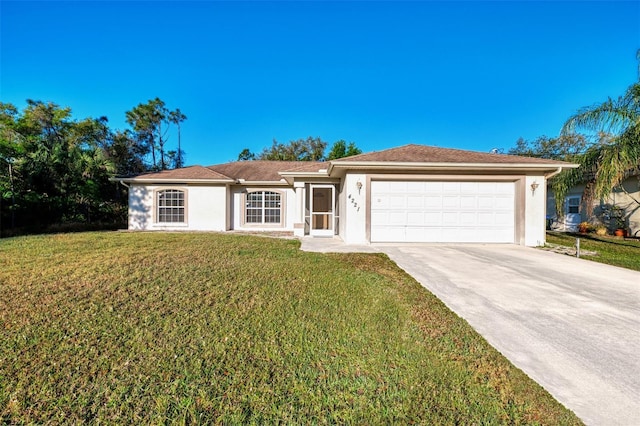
[553,78,640,215]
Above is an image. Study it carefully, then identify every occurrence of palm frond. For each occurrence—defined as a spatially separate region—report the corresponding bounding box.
[561,82,640,135]
[595,133,640,200]
[551,146,600,218]
[562,101,635,135]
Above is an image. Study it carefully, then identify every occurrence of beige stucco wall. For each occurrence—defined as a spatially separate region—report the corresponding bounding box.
[608,176,640,236]
[128,184,227,231]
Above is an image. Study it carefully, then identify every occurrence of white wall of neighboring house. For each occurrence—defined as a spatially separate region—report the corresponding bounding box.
[128,184,227,231]
[546,175,640,236]
[606,176,640,237]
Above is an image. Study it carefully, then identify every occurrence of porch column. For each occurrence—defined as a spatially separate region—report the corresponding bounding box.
[293,181,305,237]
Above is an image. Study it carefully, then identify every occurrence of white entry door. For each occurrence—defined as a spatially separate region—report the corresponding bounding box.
[564,196,581,231]
[370,181,515,243]
[310,185,335,237]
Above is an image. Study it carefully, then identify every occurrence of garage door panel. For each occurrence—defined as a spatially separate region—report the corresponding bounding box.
[372,197,388,208]
[443,196,460,208]
[424,211,442,225]
[495,212,515,226]
[388,181,408,192]
[424,181,444,193]
[388,196,406,208]
[442,211,460,225]
[372,226,405,242]
[460,182,478,192]
[495,183,514,194]
[388,211,407,224]
[460,196,477,208]
[459,212,478,225]
[494,196,513,209]
[406,211,425,225]
[477,212,496,225]
[406,181,425,192]
[371,211,389,224]
[443,182,460,192]
[373,181,392,192]
[424,196,442,208]
[406,227,443,242]
[371,180,515,243]
[477,197,495,208]
[406,196,424,208]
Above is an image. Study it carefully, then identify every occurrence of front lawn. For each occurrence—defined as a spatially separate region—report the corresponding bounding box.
[0,232,581,424]
[546,231,640,271]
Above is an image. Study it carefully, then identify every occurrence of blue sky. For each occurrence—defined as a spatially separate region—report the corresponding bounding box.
[1,1,638,166]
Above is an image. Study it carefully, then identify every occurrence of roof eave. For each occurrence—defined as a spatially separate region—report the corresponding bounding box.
[328,161,579,173]
[279,170,330,184]
[111,177,234,184]
[234,179,290,186]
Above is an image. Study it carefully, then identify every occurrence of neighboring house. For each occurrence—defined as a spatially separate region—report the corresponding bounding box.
[115,144,577,246]
[547,168,640,236]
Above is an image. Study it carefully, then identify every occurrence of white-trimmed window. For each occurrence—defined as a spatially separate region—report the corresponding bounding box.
[245,191,282,225]
[157,189,185,223]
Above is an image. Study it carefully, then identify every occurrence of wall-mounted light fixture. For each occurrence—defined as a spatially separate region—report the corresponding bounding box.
[356,180,363,194]
[530,181,539,195]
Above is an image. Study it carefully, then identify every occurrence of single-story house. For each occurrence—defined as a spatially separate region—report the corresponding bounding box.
[547,168,640,236]
[115,144,577,246]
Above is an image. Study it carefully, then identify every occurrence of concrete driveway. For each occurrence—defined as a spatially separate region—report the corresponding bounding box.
[301,239,640,425]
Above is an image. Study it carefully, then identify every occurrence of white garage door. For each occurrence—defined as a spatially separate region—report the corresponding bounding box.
[371,181,515,243]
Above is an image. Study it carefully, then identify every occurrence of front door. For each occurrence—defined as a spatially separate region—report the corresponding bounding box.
[310,185,334,237]
[565,196,581,231]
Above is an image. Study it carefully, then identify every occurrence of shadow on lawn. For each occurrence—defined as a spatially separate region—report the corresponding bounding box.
[548,231,640,248]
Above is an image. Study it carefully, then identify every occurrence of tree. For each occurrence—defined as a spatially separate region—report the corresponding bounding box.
[258,137,327,161]
[106,130,147,176]
[508,134,589,161]
[553,80,640,214]
[237,148,256,161]
[125,98,186,170]
[0,103,21,230]
[0,100,143,234]
[169,109,187,168]
[327,140,362,160]
[0,98,190,235]
[125,100,161,169]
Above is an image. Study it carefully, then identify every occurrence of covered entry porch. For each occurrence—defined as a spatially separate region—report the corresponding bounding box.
[292,181,340,238]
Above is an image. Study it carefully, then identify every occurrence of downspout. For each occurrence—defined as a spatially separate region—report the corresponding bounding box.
[544,167,564,180]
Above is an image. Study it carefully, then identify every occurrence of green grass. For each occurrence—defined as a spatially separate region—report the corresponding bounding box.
[546,231,640,271]
[1,232,581,424]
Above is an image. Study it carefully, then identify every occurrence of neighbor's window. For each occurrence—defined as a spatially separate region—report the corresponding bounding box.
[157,189,185,223]
[245,191,282,224]
[567,197,580,214]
